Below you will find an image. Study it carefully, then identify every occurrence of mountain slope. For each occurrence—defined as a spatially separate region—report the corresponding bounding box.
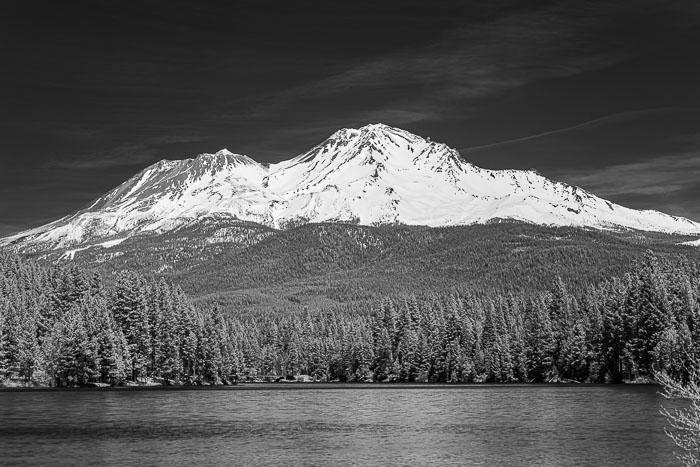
[2,123,700,253]
[263,124,700,232]
[53,222,700,315]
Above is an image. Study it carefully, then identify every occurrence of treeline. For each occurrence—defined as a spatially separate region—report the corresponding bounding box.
[226,251,700,383]
[2,250,699,386]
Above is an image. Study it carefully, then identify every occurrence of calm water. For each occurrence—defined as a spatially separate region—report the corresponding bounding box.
[0,384,680,466]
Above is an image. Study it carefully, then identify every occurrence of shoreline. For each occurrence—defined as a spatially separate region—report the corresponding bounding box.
[0,381,661,392]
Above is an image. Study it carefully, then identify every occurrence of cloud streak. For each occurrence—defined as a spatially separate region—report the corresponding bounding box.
[552,147,700,220]
[242,1,643,124]
[461,107,695,152]
[557,153,700,196]
[42,144,160,170]
[38,132,209,170]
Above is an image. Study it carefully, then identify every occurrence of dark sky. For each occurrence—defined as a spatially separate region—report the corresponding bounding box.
[1,0,699,236]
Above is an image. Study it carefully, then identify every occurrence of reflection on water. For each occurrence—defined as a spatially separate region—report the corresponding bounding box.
[0,385,678,466]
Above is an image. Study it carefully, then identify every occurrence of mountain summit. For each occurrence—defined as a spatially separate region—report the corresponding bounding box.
[3,123,700,252]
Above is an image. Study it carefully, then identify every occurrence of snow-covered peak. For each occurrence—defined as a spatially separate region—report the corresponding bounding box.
[192,150,261,168]
[2,123,700,253]
[327,123,402,138]
[339,123,429,150]
[358,122,421,138]
[264,123,471,201]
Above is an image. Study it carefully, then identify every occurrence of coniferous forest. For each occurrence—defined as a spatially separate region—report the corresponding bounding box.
[1,248,699,387]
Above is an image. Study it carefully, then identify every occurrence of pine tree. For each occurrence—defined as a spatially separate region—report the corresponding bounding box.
[151,279,182,381]
[83,296,130,385]
[110,271,152,382]
[44,305,95,387]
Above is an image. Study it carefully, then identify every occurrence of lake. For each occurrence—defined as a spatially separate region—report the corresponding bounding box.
[0,384,680,466]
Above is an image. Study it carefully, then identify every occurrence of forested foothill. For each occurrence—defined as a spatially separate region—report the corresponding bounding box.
[3,236,700,386]
[37,222,700,316]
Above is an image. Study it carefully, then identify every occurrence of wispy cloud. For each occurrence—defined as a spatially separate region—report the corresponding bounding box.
[461,107,695,152]
[243,1,640,124]
[556,153,700,196]
[40,132,208,170]
[552,147,700,220]
[42,144,159,170]
[149,135,208,145]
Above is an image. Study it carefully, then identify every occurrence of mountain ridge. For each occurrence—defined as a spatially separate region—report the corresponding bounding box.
[3,123,700,253]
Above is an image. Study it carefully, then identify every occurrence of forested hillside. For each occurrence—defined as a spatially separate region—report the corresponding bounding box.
[2,249,699,386]
[179,222,699,295]
[37,222,700,315]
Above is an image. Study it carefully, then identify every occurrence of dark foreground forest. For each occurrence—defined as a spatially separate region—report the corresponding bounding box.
[1,249,699,387]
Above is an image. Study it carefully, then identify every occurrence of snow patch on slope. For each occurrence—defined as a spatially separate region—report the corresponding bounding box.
[59,237,128,260]
[99,238,127,248]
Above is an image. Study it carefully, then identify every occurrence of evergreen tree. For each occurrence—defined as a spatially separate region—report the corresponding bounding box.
[110,271,151,381]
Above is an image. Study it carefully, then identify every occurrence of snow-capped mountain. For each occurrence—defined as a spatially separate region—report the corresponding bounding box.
[3,123,700,253]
